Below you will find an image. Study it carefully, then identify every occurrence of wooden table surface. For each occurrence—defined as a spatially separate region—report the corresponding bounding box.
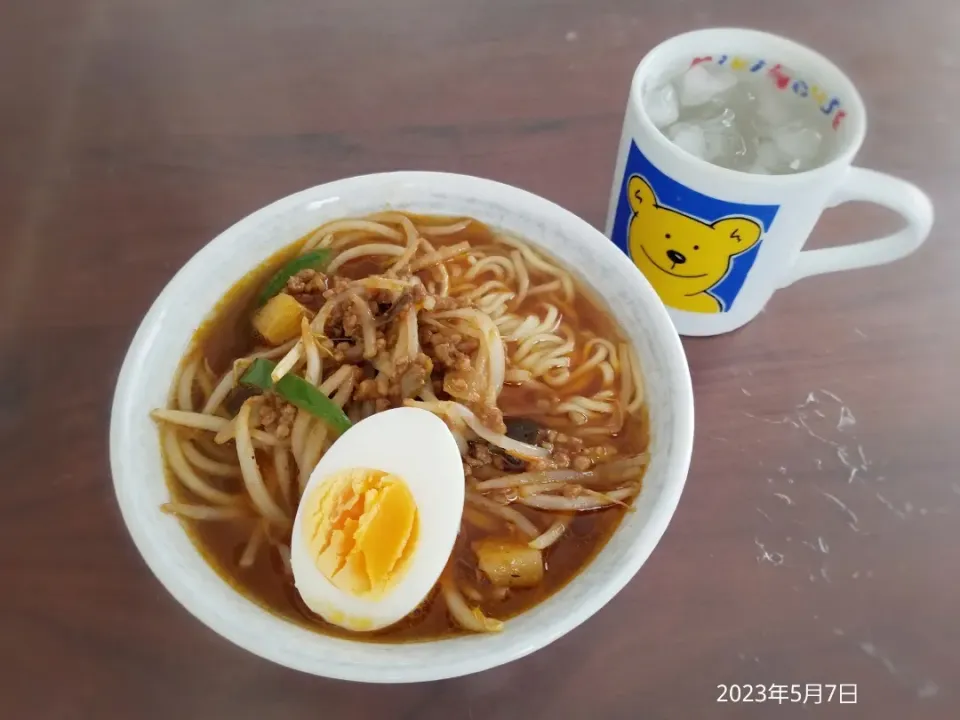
[2,0,958,718]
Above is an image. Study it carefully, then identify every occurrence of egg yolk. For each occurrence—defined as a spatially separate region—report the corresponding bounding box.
[301,468,418,597]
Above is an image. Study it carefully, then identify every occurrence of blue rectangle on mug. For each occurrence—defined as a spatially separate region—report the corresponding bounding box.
[610,141,781,313]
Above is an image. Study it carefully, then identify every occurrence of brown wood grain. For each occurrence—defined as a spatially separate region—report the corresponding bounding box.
[1,0,958,718]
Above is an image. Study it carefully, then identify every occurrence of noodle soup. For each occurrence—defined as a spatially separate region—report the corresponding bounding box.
[152,212,649,641]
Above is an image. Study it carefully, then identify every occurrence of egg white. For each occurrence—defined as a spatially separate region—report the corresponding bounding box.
[290,407,464,631]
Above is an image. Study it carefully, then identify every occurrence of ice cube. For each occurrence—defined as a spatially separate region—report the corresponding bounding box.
[667,122,706,159]
[755,140,785,173]
[643,83,679,128]
[712,107,737,128]
[754,82,793,128]
[772,120,822,160]
[678,64,738,107]
[700,109,748,166]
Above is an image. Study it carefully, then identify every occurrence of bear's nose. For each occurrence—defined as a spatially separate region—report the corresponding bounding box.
[666,249,687,265]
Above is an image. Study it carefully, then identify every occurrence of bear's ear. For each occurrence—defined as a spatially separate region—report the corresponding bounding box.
[712,216,763,253]
[628,176,657,212]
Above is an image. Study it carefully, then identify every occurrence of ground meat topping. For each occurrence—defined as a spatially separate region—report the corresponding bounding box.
[284,268,328,309]
[465,441,494,469]
[571,455,592,471]
[474,403,506,435]
[258,395,297,440]
[421,330,474,371]
[343,353,432,409]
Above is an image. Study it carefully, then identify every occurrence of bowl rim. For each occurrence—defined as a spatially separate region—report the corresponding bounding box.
[109,171,694,682]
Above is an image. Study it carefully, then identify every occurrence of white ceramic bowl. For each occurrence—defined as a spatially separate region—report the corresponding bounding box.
[109,171,694,683]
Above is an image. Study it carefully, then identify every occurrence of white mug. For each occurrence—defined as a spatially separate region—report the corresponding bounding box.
[604,28,934,336]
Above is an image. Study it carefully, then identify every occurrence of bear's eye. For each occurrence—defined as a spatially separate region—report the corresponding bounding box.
[693,245,699,250]
[664,233,671,239]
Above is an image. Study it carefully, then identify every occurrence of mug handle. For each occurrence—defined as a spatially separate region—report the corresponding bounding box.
[778,167,934,287]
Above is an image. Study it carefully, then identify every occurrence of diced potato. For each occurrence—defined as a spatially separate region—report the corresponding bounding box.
[472,538,544,588]
[253,294,308,345]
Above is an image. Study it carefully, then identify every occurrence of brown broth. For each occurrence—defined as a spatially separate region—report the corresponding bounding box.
[166,214,649,642]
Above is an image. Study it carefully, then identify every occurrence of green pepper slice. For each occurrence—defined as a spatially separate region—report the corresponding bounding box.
[240,357,351,435]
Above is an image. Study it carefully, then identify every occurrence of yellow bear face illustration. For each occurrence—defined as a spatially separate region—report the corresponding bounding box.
[627,176,763,313]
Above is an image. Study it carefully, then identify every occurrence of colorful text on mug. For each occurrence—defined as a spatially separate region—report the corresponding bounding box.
[694,55,846,129]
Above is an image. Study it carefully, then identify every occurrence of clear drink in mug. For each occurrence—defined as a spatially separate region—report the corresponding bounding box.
[642,57,838,174]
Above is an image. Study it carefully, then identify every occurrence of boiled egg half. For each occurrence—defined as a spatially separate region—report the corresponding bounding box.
[291,407,464,631]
